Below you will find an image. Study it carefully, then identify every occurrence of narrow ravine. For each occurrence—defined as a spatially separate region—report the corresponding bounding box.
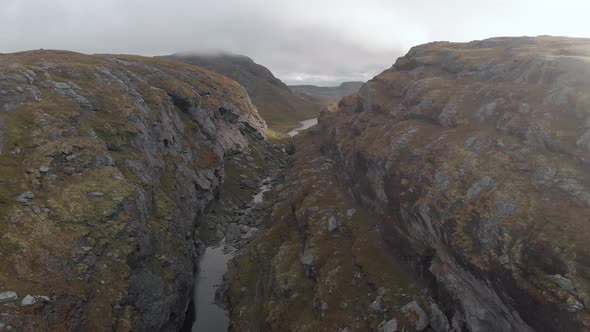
[183,141,286,331]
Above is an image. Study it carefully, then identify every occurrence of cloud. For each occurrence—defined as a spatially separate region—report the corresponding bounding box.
[1,0,590,85]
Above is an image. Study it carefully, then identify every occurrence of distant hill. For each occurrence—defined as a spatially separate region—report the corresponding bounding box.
[288,81,364,112]
[165,53,322,133]
[289,81,364,99]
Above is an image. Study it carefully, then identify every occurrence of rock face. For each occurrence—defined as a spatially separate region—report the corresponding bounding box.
[321,36,590,331]
[227,131,437,331]
[166,53,322,132]
[0,50,265,331]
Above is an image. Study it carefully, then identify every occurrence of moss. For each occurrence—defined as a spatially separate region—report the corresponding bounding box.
[265,128,290,141]
[46,168,133,224]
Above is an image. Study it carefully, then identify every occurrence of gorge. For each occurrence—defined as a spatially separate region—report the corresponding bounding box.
[1,36,590,332]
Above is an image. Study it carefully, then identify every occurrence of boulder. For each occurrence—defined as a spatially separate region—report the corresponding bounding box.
[401,301,429,331]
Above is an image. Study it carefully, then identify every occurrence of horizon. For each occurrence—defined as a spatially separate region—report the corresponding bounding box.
[3,0,590,85]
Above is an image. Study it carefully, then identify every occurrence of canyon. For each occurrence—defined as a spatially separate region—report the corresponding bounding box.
[1,35,590,332]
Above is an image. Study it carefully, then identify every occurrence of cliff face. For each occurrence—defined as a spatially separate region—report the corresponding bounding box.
[166,53,322,132]
[320,36,590,331]
[0,50,265,331]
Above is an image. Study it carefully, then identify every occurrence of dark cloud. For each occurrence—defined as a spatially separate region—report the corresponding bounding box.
[1,0,589,85]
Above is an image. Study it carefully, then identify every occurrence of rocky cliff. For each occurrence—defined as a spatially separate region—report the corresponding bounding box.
[166,53,322,133]
[0,50,266,331]
[320,36,590,331]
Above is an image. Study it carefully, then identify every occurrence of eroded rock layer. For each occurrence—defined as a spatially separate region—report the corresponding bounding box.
[321,36,590,331]
[0,50,265,331]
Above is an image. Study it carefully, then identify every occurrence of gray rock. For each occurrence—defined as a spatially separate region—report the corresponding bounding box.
[0,291,17,304]
[566,298,584,313]
[226,223,241,242]
[438,102,458,127]
[429,302,451,332]
[476,101,497,121]
[391,128,418,151]
[558,178,590,207]
[69,93,94,112]
[39,166,50,173]
[328,216,338,232]
[525,126,561,151]
[32,204,42,214]
[380,318,398,332]
[371,293,384,312]
[576,129,590,151]
[466,176,494,201]
[546,274,576,294]
[464,136,484,151]
[15,191,34,205]
[346,209,356,217]
[36,295,51,302]
[95,153,115,167]
[518,102,530,114]
[401,300,429,331]
[20,294,36,306]
[301,251,317,278]
[434,168,450,192]
[87,192,105,198]
[65,154,78,161]
[533,163,557,187]
[490,199,516,220]
[52,81,70,90]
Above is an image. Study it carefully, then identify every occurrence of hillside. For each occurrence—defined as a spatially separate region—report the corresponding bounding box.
[319,36,590,331]
[3,36,590,332]
[289,81,364,110]
[0,50,267,331]
[166,53,323,133]
[225,36,590,332]
[290,81,364,98]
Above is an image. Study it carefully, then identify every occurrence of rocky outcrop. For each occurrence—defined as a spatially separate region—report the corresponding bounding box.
[0,50,265,331]
[166,53,322,132]
[321,36,590,331]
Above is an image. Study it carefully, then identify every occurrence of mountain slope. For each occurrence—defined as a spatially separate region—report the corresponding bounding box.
[166,53,322,133]
[320,36,590,331]
[289,81,364,110]
[0,50,265,331]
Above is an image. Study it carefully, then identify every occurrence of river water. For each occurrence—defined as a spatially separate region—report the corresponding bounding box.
[287,118,318,137]
[184,244,233,332]
[184,176,275,331]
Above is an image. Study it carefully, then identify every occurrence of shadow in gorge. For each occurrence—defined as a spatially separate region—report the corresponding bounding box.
[181,244,234,332]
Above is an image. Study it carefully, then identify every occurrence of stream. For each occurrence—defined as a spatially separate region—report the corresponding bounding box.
[287,118,318,137]
[183,176,274,331]
[183,244,233,332]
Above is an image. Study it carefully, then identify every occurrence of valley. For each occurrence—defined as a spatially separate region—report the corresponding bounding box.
[1,35,590,332]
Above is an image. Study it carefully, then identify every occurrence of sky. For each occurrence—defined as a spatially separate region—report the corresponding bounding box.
[2,0,590,86]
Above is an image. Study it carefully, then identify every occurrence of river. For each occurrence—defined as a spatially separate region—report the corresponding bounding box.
[183,176,275,331]
[183,244,233,332]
